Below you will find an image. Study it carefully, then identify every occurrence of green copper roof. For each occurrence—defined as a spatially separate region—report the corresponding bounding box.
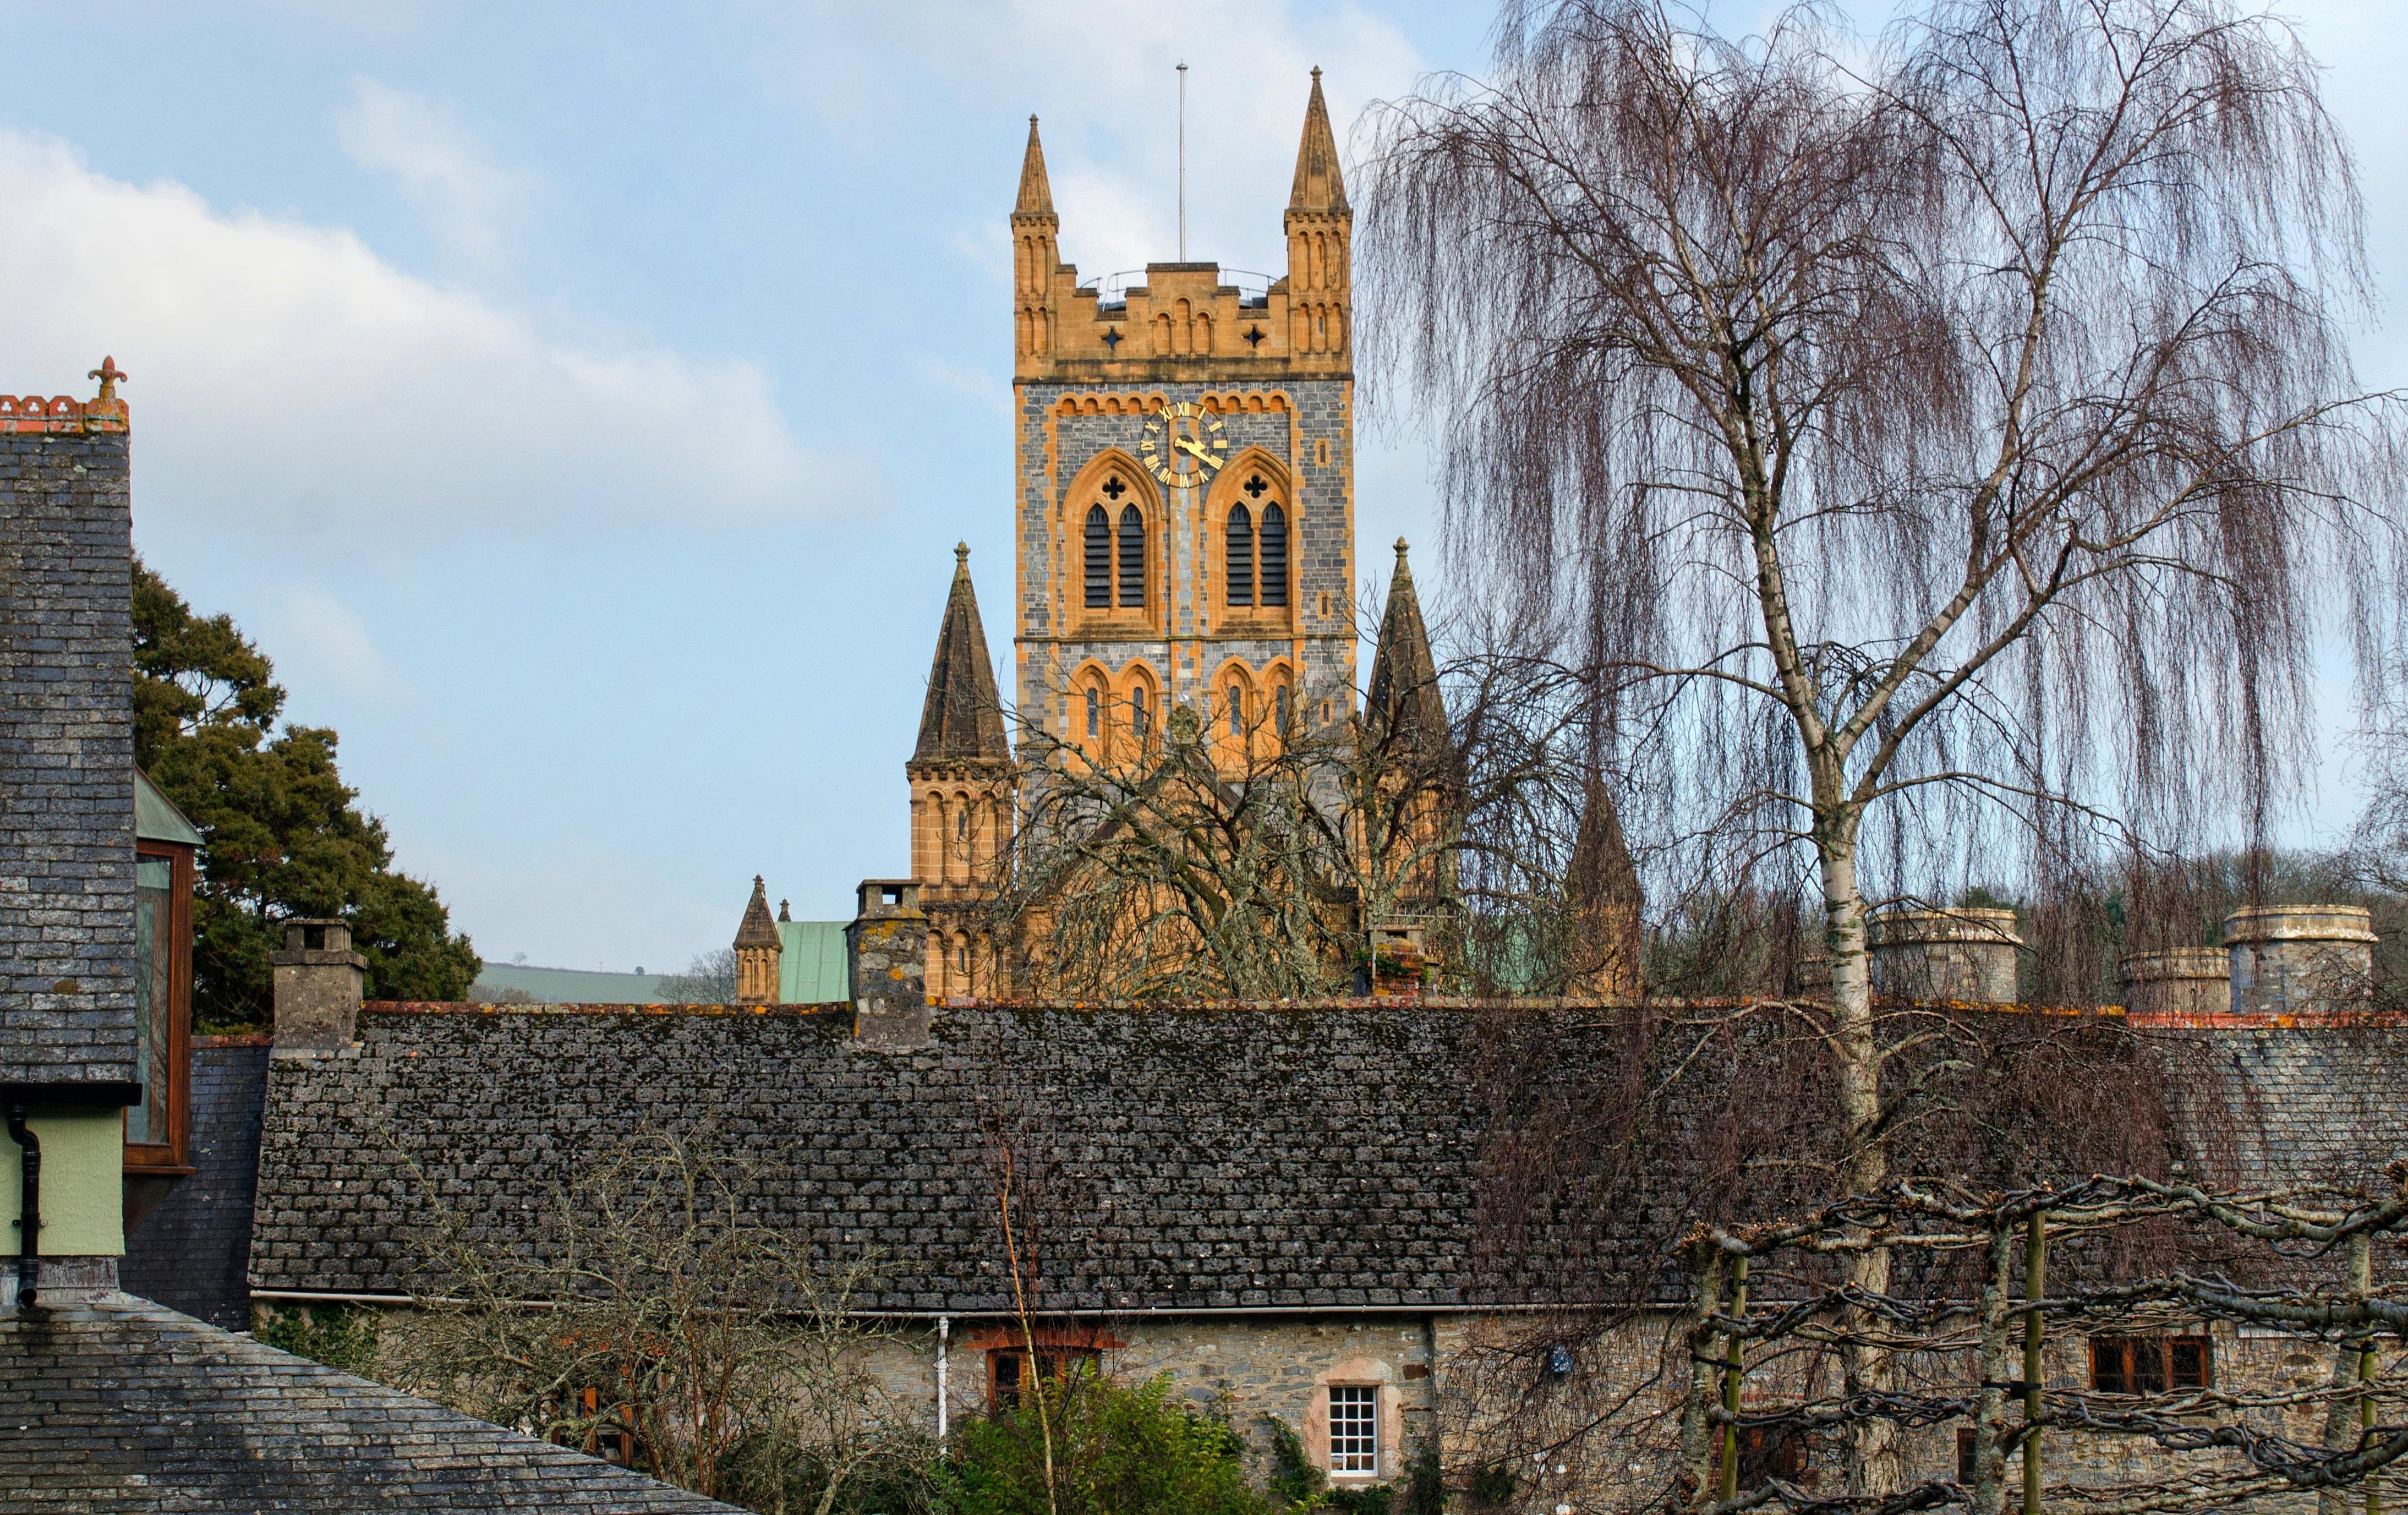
[780,921,850,1004]
[134,769,203,848]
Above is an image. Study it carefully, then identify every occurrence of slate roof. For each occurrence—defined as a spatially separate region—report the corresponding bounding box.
[252,1001,1532,1312]
[0,1292,741,1512]
[123,1039,269,1330]
[246,1003,2408,1314]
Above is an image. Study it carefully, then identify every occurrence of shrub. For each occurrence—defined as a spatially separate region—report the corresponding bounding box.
[942,1371,1267,1515]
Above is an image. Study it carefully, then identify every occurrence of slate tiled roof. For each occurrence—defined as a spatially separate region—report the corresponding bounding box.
[247,1003,2408,1314]
[252,1001,1535,1311]
[0,1293,742,1512]
[123,1039,270,1330]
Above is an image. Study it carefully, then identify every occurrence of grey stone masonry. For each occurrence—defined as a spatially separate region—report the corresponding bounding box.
[0,1291,743,1511]
[0,428,136,1087]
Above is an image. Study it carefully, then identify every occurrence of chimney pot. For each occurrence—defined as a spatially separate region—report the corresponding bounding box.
[270,917,365,1055]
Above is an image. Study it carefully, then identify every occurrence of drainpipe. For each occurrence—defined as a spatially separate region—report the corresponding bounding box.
[937,1315,951,1444]
[6,1103,37,1310]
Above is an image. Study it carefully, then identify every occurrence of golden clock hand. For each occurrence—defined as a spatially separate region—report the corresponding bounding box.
[1175,436,1208,460]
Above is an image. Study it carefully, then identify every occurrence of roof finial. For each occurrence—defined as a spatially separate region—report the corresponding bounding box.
[1394,536,1410,562]
[87,356,126,401]
[956,540,971,565]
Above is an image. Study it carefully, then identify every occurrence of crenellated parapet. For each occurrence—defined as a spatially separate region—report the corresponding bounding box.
[0,358,130,434]
[1011,75,1352,384]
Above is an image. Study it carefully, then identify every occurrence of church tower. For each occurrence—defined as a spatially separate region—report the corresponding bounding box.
[1010,72,1359,767]
[909,544,1014,997]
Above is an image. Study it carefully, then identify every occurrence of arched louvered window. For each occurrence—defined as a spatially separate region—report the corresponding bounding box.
[1117,505,1146,608]
[1259,503,1289,607]
[1083,505,1110,608]
[1225,504,1255,606]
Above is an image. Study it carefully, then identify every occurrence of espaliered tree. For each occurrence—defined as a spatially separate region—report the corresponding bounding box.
[1361,0,2401,1492]
[134,559,478,1025]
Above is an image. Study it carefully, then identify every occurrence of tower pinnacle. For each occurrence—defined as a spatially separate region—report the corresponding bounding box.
[1015,115,1057,220]
[1289,68,1348,214]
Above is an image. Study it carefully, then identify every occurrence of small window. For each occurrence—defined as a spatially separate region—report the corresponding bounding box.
[1259,503,1289,607]
[1274,685,1292,737]
[1227,683,1244,738]
[1130,684,1152,744]
[1084,504,1111,608]
[1227,503,1255,606]
[1329,1385,1378,1475]
[1956,1426,1975,1482]
[2090,1335,2212,1394]
[1117,505,1146,608]
[1085,686,1101,741]
[991,1347,1099,1410]
[1738,1426,1812,1486]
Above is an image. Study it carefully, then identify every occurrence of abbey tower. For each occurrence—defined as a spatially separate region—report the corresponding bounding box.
[1010,71,1359,758]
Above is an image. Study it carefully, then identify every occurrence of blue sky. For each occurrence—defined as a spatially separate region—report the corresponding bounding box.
[1,2,2400,973]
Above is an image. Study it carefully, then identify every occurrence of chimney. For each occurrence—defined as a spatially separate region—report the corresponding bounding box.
[2223,905,2376,1015]
[2120,948,2230,1018]
[848,880,929,1050]
[1868,908,2022,1004]
[270,918,364,1056]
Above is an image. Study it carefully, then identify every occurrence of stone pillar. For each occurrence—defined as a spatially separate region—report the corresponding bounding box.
[2119,948,2230,1018]
[1868,908,2022,1004]
[848,880,929,1050]
[270,919,364,1056]
[2223,905,2376,1016]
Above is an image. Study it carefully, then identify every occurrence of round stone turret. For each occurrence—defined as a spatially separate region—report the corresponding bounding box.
[2223,905,2376,1015]
[2119,947,2230,1018]
[1868,907,2022,1004]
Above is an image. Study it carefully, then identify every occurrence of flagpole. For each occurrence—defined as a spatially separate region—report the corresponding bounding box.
[1177,61,1188,260]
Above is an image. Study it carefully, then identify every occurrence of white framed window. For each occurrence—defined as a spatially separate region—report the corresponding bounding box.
[1329,1385,1378,1475]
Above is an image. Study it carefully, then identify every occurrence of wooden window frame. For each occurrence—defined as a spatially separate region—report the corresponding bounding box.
[988,1345,1101,1411]
[124,837,194,1175]
[2089,1333,2213,1394]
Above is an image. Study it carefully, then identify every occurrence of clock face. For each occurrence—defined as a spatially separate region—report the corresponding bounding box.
[1140,402,1228,488]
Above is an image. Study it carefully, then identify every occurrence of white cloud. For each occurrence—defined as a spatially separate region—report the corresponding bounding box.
[757,0,1429,283]
[271,587,399,702]
[335,78,538,266]
[0,129,873,542]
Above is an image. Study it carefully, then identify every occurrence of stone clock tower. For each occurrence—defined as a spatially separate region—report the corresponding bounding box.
[1009,70,1359,759]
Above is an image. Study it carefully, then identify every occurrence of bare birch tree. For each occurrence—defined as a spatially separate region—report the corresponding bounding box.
[1362,0,2399,1489]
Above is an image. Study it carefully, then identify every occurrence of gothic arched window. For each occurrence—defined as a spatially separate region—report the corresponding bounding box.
[1274,683,1292,737]
[1227,681,1245,738]
[1117,505,1146,608]
[1083,505,1110,608]
[1226,504,1255,606]
[1260,503,1289,607]
[1130,681,1152,745]
[1085,685,1101,743]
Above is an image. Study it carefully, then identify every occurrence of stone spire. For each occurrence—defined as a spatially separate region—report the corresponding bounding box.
[1014,114,1056,219]
[1288,68,1349,214]
[735,875,780,949]
[914,544,1012,764]
[1366,539,1447,748]
[1565,772,1644,999]
[734,874,782,1005]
